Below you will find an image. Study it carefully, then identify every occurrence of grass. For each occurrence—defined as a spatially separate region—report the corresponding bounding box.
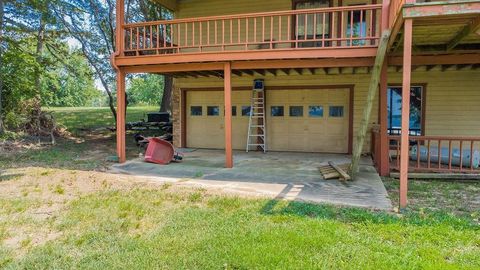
[47,106,158,133]
[0,177,479,269]
[1,107,480,269]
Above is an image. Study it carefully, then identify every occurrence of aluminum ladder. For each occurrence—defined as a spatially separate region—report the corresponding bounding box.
[246,89,266,152]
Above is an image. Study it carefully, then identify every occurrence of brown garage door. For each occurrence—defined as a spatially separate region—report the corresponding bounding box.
[186,88,350,153]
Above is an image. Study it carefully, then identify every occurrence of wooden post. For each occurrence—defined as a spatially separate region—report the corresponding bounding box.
[224,62,233,168]
[116,69,126,163]
[350,30,390,176]
[379,64,389,176]
[399,18,413,209]
[116,0,124,54]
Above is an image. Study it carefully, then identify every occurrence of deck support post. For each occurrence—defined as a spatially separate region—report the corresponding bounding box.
[379,64,389,176]
[224,62,233,168]
[399,18,413,209]
[116,69,126,163]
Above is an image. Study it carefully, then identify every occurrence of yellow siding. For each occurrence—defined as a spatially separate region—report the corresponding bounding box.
[174,68,480,153]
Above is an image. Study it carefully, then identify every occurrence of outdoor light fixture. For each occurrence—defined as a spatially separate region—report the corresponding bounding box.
[253,79,265,91]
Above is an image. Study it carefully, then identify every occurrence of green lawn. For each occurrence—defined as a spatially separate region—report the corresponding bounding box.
[1,107,480,269]
[48,106,157,133]
[0,169,479,269]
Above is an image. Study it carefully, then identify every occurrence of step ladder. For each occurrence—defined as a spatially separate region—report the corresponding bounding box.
[246,89,266,153]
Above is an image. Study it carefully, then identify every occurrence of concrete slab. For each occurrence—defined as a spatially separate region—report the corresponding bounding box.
[110,149,393,210]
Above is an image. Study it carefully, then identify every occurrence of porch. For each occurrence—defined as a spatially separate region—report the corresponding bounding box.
[111,149,392,210]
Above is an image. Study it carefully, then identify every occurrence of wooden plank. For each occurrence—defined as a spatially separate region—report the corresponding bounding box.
[329,162,351,181]
[350,30,390,176]
[403,1,480,19]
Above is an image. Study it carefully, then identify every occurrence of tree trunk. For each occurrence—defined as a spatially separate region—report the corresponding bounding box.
[0,0,4,134]
[160,75,172,112]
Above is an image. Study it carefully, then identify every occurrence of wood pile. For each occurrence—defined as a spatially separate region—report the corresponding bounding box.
[319,162,351,181]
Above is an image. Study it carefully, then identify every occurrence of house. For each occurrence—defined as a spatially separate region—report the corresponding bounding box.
[111,0,480,208]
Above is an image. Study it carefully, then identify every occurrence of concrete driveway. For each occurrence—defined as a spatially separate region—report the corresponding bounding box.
[111,149,393,210]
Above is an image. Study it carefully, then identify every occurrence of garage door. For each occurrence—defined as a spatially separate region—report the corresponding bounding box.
[267,89,350,153]
[186,88,350,153]
[186,90,251,149]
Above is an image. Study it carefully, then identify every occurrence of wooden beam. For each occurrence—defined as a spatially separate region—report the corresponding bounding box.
[116,47,378,66]
[233,58,375,70]
[295,68,304,75]
[379,63,389,176]
[281,68,290,75]
[399,19,413,209]
[426,65,436,71]
[388,53,480,66]
[123,62,225,73]
[456,64,471,70]
[231,70,243,76]
[403,1,480,19]
[224,62,233,168]
[447,16,480,51]
[116,69,126,163]
[351,30,390,177]
[323,68,329,75]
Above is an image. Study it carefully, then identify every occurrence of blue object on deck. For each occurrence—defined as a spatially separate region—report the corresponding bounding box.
[410,145,480,168]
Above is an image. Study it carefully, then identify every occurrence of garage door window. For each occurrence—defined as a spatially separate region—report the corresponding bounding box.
[289,106,303,117]
[190,106,202,116]
[271,106,284,117]
[207,106,220,116]
[329,106,344,117]
[241,106,251,116]
[308,106,324,117]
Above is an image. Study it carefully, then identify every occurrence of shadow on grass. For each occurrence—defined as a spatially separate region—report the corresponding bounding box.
[260,184,479,229]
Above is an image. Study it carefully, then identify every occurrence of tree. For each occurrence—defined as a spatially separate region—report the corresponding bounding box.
[127,74,163,106]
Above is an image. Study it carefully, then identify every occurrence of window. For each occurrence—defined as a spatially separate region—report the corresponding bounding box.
[329,106,344,117]
[190,106,202,116]
[207,106,220,116]
[308,106,324,117]
[294,0,330,47]
[241,106,252,116]
[387,86,423,136]
[289,106,304,117]
[346,8,367,46]
[271,106,284,117]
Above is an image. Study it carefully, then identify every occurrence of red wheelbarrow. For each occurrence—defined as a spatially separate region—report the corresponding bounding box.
[144,138,183,165]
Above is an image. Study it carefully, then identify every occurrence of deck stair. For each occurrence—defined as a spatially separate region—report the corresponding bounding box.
[246,87,266,152]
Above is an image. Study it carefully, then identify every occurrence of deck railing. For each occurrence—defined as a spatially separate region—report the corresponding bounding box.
[388,135,480,173]
[121,4,382,57]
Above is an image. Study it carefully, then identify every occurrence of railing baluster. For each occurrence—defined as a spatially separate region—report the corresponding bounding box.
[246,17,250,49]
[438,140,442,169]
[448,140,452,170]
[287,15,291,44]
[270,16,273,48]
[164,24,167,48]
[254,17,257,43]
[238,18,241,44]
[349,10,354,46]
[143,26,146,49]
[214,20,217,45]
[207,20,210,46]
[304,13,308,41]
[313,13,317,42]
[199,21,203,48]
[337,11,341,47]
[230,19,233,44]
[184,23,187,47]
[396,139,400,170]
[263,16,266,45]
[136,27,140,51]
[222,19,225,50]
[359,8,363,45]
[416,140,421,169]
[322,13,325,47]
[459,140,463,171]
[470,141,474,171]
[427,139,431,169]
[279,16,282,42]
[192,22,196,47]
